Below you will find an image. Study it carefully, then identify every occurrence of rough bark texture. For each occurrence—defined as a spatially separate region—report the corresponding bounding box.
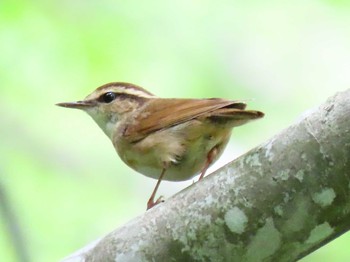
[63,89,350,262]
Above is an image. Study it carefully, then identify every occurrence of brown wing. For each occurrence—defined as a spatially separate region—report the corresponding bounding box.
[123,98,246,141]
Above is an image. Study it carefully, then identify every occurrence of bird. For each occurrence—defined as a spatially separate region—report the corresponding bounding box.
[57,82,264,209]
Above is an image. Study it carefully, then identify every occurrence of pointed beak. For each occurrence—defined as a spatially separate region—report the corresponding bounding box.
[56,100,96,109]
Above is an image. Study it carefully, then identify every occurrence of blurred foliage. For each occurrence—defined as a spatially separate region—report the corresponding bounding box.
[1,0,350,261]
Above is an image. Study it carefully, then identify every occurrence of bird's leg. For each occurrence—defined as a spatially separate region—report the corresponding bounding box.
[147,167,167,210]
[198,147,219,181]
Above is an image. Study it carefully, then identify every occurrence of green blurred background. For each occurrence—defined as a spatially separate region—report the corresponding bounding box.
[1,0,349,261]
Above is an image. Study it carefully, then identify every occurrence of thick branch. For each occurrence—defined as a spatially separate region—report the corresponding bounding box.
[63,89,350,262]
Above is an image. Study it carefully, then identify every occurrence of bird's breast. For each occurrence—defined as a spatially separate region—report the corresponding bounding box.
[113,121,232,181]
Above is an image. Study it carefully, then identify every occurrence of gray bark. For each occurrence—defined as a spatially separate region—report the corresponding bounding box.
[63,89,350,262]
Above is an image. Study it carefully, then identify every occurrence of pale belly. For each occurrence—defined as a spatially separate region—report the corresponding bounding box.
[115,123,232,181]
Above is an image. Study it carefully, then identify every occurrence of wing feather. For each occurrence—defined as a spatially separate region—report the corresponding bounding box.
[124,98,244,141]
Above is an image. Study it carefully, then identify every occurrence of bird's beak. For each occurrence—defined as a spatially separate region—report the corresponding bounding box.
[56,100,96,109]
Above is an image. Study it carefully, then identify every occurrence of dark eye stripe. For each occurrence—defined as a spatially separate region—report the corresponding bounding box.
[97,91,148,106]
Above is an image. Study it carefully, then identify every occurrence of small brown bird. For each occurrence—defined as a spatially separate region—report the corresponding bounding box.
[57,82,264,210]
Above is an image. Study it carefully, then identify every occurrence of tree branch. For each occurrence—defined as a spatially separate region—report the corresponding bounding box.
[63,89,350,262]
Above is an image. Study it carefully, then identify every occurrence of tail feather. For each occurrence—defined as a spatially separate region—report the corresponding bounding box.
[207,108,264,127]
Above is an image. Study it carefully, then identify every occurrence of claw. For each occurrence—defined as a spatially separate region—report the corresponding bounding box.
[147,195,164,210]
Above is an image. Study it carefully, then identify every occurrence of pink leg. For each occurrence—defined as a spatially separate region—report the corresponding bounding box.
[147,168,167,210]
[198,147,219,181]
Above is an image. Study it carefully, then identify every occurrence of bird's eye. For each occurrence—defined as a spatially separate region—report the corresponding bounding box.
[101,92,117,103]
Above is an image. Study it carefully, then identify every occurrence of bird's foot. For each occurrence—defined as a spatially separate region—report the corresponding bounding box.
[147,195,164,210]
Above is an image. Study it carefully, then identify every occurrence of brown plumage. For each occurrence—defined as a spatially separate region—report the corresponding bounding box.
[57,82,264,209]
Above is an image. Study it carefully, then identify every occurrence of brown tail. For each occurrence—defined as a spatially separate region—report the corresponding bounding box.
[208,108,264,127]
